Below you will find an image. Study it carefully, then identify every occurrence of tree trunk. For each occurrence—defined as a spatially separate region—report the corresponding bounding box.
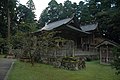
[29,51,34,66]
[7,0,11,54]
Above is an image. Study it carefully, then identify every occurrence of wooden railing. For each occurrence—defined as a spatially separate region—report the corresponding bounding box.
[51,48,99,57]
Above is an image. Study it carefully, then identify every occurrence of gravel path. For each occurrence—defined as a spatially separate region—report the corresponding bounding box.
[0,59,15,80]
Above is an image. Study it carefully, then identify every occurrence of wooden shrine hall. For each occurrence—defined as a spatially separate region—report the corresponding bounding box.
[35,16,119,64]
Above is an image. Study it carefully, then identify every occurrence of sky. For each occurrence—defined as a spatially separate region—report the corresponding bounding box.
[19,0,85,20]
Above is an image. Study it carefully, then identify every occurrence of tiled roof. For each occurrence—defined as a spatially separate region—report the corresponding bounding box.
[95,39,119,48]
[66,25,90,34]
[80,23,98,32]
[41,18,72,31]
[35,17,98,34]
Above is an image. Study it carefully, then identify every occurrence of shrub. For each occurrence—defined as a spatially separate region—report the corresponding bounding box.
[111,47,120,75]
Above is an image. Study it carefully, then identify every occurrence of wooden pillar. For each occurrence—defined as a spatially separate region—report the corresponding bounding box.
[72,44,75,57]
[92,33,95,44]
[88,43,90,51]
[81,37,83,50]
[100,47,102,64]
[81,37,83,44]
[106,45,109,63]
[92,33,95,52]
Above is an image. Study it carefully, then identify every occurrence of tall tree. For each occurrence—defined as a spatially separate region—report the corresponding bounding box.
[94,0,120,43]
[63,0,73,18]
[58,3,64,20]
[38,0,77,29]
[38,0,61,28]
[38,7,50,28]
[17,4,35,24]
[0,0,17,38]
[7,0,11,54]
[16,0,36,33]
[26,0,36,23]
[12,2,37,49]
[12,0,37,65]
[47,0,60,23]
[26,0,35,11]
[0,0,17,54]
[38,0,120,44]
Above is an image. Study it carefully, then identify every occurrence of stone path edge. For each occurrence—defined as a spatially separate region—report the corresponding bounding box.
[4,61,15,80]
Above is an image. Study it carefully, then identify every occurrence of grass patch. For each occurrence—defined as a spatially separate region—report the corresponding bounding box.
[8,61,120,80]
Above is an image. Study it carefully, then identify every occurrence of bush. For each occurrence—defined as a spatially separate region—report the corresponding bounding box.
[111,47,120,75]
[60,57,79,70]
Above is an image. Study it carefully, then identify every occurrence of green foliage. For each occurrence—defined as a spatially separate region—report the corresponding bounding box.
[112,47,120,75]
[11,0,37,50]
[0,0,17,54]
[37,31,66,54]
[63,0,74,18]
[17,4,36,23]
[0,0,17,37]
[26,0,36,11]
[38,0,78,28]
[10,0,37,54]
[80,3,94,23]
[0,36,6,53]
[38,0,61,28]
[0,0,35,55]
[86,0,120,43]
[38,0,97,28]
